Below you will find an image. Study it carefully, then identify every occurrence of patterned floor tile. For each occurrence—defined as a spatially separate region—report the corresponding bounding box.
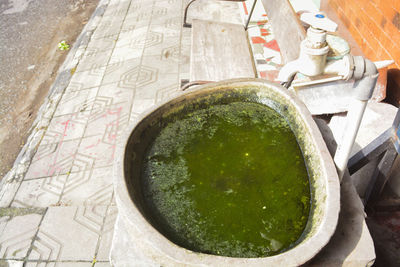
[77,136,119,169]
[102,58,142,86]
[0,216,9,238]
[53,87,99,117]
[86,37,116,53]
[69,69,105,90]
[25,139,81,180]
[149,23,180,38]
[60,167,114,206]
[44,115,87,142]
[0,214,42,260]
[25,262,92,267]
[91,15,124,41]
[96,83,135,106]
[142,36,180,58]
[75,48,114,73]
[125,6,153,25]
[109,45,143,65]
[96,206,117,261]
[115,24,148,49]
[31,207,99,261]
[12,176,64,207]
[135,73,179,100]
[140,56,178,75]
[85,101,131,140]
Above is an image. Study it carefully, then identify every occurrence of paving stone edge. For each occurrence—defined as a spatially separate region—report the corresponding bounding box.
[0,0,111,207]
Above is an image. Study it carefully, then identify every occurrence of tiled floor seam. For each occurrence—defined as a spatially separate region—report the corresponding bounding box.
[93,194,115,262]
[125,0,155,124]
[24,208,48,261]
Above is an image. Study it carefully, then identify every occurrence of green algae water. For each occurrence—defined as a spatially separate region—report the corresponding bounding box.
[141,101,311,258]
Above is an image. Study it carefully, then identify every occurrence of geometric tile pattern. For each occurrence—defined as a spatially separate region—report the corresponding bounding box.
[28,231,62,261]
[0,228,37,259]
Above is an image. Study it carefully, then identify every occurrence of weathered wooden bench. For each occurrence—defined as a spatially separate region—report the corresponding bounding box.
[181,0,306,90]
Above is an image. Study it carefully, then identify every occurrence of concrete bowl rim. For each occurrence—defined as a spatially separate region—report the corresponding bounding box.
[113,78,340,266]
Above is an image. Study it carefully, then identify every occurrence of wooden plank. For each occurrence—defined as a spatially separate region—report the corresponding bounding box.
[190,19,256,82]
[261,0,306,63]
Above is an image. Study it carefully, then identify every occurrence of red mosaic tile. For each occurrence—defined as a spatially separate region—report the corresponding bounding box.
[243,2,248,15]
[251,36,266,44]
[257,20,268,26]
[260,29,269,36]
[264,40,280,52]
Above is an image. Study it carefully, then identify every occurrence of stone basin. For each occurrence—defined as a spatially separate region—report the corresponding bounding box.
[113,78,340,266]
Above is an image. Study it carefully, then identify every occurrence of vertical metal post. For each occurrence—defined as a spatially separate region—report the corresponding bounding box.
[245,0,257,30]
[183,0,199,28]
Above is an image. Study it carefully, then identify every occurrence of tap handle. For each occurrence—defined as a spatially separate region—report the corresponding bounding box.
[300,12,338,32]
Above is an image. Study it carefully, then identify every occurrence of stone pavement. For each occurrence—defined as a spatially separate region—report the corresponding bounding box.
[0,0,276,266]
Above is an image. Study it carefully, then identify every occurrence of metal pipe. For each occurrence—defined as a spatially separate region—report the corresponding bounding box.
[334,58,379,182]
[334,99,368,180]
[183,0,198,28]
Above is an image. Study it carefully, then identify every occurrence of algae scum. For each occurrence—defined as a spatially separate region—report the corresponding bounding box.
[141,102,311,258]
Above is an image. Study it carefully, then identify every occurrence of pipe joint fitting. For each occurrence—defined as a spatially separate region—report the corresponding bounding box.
[352,57,379,101]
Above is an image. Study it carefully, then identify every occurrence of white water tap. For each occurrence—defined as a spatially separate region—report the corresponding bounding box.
[298,12,338,77]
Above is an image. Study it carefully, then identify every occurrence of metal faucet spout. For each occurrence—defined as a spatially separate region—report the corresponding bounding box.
[277,60,300,88]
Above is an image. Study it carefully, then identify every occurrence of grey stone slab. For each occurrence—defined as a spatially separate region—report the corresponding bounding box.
[94,262,111,266]
[142,37,180,58]
[60,167,114,206]
[44,115,87,142]
[96,206,118,261]
[0,216,9,238]
[25,262,55,267]
[125,2,154,24]
[91,16,124,40]
[135,73,179,100]
[86,37,116,53]
[69,68,106,90]
[102,58,142,86]
[0,213,42,260]
[0,180,23,208]
[84,100,131,139]
[114,24,148,49]
[75,48,114,73]
[102,0,129,20]
[77,136,118,169]
[12,176,63,208]
[96,82,135,105]
[149,24,181,38]
[140,56,178,76]
[31,207,100,261]
[53,87,99,117]
[25,139,81,180]
[0,260,24,267]
[109,46,143,65]
[25,262,93,267]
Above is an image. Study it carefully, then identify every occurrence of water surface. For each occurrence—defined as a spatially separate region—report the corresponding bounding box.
[141,102,310,257]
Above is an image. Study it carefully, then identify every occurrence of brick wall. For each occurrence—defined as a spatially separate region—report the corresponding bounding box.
[327,0,400,69]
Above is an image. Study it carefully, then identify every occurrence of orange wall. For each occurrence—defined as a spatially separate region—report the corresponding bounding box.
[328,0,400,69]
